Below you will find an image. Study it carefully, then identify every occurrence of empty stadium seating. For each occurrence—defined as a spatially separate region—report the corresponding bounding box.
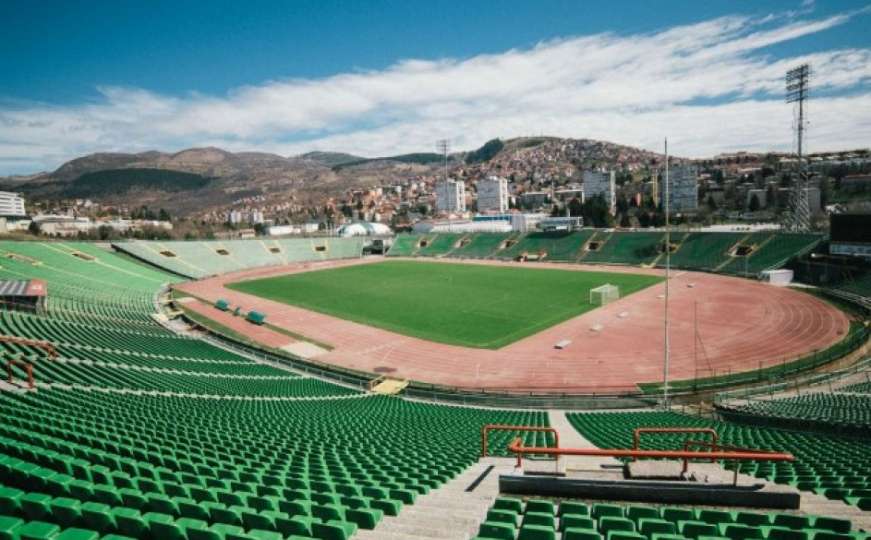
[387,231,822,274]
[581,232,664,266]
[113,238,365,278]
[566,412,871,511]
[472,497,860,540]
[720,393,871,431]
[496,231,594,262]
[450,233,513,259]
[0,239,569,539]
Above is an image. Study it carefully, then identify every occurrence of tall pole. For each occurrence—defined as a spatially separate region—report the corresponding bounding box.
[436,139,451,230]
[663,138,671,410]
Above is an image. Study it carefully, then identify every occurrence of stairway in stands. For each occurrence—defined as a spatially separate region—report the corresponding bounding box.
[356,457,516,539]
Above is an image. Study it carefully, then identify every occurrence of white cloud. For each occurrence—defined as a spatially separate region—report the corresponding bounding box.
[1,9,869,174]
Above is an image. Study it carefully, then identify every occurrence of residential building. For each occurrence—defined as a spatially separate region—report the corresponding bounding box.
[476,176,509,213]
[660,165,699,212]
[435,179,466,214]
[583,170,616,214]
[0,192,26,217]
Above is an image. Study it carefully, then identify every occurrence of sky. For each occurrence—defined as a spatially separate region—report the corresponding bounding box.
[1,0,870,175]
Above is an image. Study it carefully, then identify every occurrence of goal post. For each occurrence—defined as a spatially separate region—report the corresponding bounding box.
[590,284,620,306]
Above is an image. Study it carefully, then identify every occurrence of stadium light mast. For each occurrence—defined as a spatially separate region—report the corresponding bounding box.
[662,138,671,410]
[785,64,812,232]
[436,139,451,230]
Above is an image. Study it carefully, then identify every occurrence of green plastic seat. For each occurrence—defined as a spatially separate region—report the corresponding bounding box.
[111,507,148,538]
[522,511,555,529]
[16,520,61,540]
[20,492,53,521]
[518,524,557,540]
[562,515,596,532]
[526,500,556,516]
[564,528,603,540]
[0,515,24,540]
[493,498,524,514]
[478,521,516,540]
[80,502,116,535]
[50,497,83,528]
[561,502,590,517]
[54,528,101,540]
[719,524,764,540]
[640,519,678,537]
[680,521,720,539]
[311,520,357,540]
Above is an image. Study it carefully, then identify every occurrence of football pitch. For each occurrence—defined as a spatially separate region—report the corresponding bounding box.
[227,260,662,349]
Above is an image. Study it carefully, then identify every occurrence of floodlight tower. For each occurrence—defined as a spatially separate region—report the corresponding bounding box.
[662,138,671,410]
[436,139,451,228]
[785,64,812,232]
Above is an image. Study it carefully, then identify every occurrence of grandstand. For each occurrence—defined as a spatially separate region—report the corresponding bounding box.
[114,238,365,279]
[494,231,595,262]
[388,230,823,275]
[0,237,866,540]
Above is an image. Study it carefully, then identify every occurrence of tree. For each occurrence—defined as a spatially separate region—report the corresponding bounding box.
[28,221,40,236]
[749,193,761,212]
[568,197,583,217]
[158,208,171,221]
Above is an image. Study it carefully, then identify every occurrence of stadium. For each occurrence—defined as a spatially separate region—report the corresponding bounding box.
[0,229,868,540]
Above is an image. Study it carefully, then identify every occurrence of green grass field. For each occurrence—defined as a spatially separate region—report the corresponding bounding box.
[228,260,662,349]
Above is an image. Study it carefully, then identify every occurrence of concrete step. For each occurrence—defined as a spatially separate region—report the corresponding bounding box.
[355,458,515,540]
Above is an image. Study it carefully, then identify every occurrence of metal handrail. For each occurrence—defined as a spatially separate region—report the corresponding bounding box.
[481,424,559,457]
[1,335,58,389]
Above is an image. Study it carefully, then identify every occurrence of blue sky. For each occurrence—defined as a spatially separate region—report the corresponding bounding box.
[1,0,870,174]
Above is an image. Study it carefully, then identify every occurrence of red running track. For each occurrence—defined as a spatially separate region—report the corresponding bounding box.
[176,257,852,393]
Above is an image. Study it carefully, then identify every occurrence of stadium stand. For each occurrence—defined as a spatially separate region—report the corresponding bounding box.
[495,231,595,262]
[717,393,871,432]
[471,496,860,540]
[840,381,871,393]
[665,233,746,271]
[387,231,823,275]
[719,233,822,276]
[113,237,366,278]
[566,412,871,511]
[385,234,425,257]
[449,233,512,259]
[581,232,664,266]
[0,240,570,539]
[416,234,464,257]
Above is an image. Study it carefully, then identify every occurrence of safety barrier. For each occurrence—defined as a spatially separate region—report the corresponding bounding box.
[481,424,559,457]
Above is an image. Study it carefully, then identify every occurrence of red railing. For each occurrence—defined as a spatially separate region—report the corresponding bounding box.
[506,438,794,471]
[481,424,559,457]
[1,335,58,390]
[633,427,718,452]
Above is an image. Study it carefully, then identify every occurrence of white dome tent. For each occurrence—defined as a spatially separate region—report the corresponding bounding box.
[336,221,393,237]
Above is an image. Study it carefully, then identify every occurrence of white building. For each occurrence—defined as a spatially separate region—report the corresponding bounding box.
[435,179,466,214]
[583,170,616,215]
[476,176,509,213]
[0,192,26,217]
[660,165,699,212]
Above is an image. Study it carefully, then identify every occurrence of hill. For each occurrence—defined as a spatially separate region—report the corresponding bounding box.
[0,136,673,219]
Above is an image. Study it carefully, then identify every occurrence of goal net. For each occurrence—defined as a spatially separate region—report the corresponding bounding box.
[590,284,620,306]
